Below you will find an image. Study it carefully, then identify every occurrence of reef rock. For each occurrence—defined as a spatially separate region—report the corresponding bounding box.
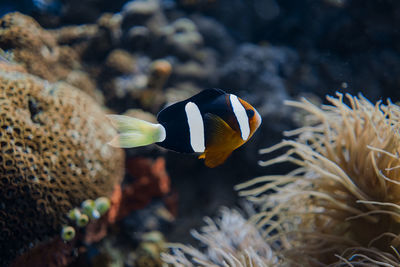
[121,0,166,32]
[0,12,108,103]
[0,67,124,265]
[0,12,80,82]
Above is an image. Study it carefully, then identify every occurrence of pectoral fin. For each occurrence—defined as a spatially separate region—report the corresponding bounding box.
[204,113,239,146]
[203,150,233,168]
[200,113,244,168]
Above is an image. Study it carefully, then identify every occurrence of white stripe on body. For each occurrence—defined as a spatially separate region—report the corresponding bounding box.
[229,94,250,140]
[185,102,205,152]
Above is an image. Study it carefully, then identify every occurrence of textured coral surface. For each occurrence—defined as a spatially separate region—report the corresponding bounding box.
[0,67,124,264]
[0,12,104,102]
[0,12,79,82]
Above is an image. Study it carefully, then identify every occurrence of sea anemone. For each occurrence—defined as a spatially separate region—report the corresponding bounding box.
[236,93,400,265]
[161,208,281,266]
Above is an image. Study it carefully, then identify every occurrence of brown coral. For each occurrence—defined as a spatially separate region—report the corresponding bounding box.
[11,237,77,267]
[237,93,400,265]
[132,59,172,113]
[0,12,104,102]
[0,12,79,82]
[104,49,136,75]
[0,67,124,264]
[117,157,171,220]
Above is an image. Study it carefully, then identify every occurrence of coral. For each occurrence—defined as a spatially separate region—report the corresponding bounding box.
[49,11,123,62]
[11,237,77,267]
[73,184,121,245]
[0,50,26,73]
[61,226,76,241]
[0,60,26,73]
[71,185,174,267]
[170,54,217,86]
[0,12,80,82]
[0,12,107,103]
[219,43,297,93]
[117,157,170,220]
[103,55,172,113]
[119,0,167,54]
[190,14,236,58]
[104,49,136,75]
[160,18,204,60]
[132,231,167,266]
[65,70,104,103]
[65,196,112,236]
[50,24,99,48]
[120,1,213,62]
[80,229,168,267]
[121,0,167,32]
[137,59,172,112]
[237,93,400,265]
[101,51,170,110]
[147,59,172,90]
[123,25,152,51]
[67,154,173,260]
[161,208,281,266]
[83,13,123,60]
[0,67,124,265]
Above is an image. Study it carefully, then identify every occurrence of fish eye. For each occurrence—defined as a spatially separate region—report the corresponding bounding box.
[246,109,255,118]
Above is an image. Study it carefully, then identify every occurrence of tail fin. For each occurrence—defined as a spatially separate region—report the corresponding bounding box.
[106,115,166,148]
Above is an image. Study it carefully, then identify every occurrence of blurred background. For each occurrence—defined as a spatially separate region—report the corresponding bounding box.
[1,0,400,266]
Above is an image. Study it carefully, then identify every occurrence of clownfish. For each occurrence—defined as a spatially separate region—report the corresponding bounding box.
[107,88,262,168]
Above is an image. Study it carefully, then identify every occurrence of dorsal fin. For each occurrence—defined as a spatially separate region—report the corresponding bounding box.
[157,88,226,123]
[193,88,226,101]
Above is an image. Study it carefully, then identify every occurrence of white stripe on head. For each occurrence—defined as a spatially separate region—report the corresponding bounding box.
[229,94,250,140]
[185,102,205,152]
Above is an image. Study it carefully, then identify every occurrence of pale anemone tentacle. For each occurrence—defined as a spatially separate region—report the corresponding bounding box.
[236,93,400,265]
[161,208,281,266]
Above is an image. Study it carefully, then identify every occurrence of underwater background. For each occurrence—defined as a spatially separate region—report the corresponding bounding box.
[1,0,400,266]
